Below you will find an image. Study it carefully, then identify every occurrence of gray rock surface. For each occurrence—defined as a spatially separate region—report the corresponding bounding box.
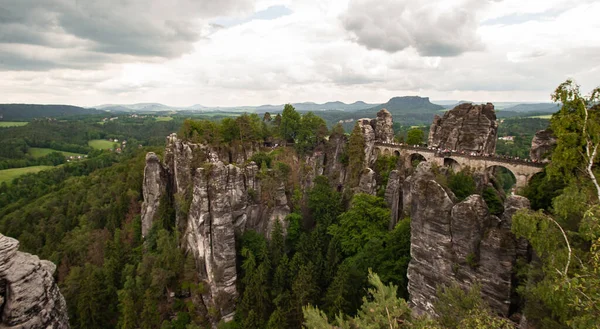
[0,234,69,329]
[141,152,168,237]
[358,168,377,195]
[374,109,394,143]
[404,162,529,317]
[384,169,403,228]
[428,103,498,154]
[356,118,376,166]
[530,129,556,163]
[146,134,297,324]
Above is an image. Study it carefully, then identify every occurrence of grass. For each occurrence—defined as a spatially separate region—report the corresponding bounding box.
[155,116,173,122]
[0,166,55,184]
[88,139,119,150]
[28,147,85,159]
[528,114,552,119]
[0,122,28,127]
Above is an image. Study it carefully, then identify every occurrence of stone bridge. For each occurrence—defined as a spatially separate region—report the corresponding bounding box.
[374,142,545,189]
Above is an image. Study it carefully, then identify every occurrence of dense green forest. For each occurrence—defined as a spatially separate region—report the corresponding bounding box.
[2,83,598,329]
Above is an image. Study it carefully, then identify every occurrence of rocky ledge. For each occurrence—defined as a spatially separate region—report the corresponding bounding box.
[0,234,69,329]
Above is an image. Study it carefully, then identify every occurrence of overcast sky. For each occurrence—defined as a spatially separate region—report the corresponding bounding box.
[0,0,599,107]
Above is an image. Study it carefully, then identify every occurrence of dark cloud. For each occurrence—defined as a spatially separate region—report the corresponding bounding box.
[340,0,487,56]
[0,0,255,71]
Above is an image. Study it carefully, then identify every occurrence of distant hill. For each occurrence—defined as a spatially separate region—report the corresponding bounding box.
[96,103,174,112]
[94,101,380,113]
[0,104,102,121]
[362,96,443,115]
[502,103,559,113]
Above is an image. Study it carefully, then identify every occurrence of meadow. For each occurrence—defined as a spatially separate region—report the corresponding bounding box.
[0,165,54,184]
[88,139,118,150]
[0,122,28,127]
[28,147,85,158]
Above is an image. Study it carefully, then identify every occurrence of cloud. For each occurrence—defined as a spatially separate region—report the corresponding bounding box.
[340,0,488,56]
[0,0,255,70]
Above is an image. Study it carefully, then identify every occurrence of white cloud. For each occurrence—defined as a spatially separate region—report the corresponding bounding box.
[0,0,599,106]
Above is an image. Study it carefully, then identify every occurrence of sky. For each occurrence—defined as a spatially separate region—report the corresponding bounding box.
[0,0,599,107]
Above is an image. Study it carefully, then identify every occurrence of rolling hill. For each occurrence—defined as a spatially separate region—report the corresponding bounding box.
[0,104,103,121]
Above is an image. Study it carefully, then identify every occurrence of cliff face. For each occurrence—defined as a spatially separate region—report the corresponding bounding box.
[141,132,350,323]
[0,234,69,329]
[141,152,168,238]
[428,103,498,154]
[404,162,529,316]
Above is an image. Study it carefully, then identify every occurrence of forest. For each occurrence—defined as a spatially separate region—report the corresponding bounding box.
[0,80,598,329]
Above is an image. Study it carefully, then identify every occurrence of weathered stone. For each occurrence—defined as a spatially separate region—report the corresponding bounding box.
[374,109,394,143]
[0,234,69,329]
[384,170,403,228]
[404,162,530,317]
[358,168,377,195]
[428,103,498,154]
[145,134,299,325]
[530,129,556,163]
[141,152,168,237]
[356,118,376,166]
[450,195,490,262]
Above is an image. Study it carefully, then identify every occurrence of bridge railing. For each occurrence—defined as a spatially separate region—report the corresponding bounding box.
[374,142,546,168]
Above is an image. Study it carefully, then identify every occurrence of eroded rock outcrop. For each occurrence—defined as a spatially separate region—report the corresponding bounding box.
[143,134,301,324]
[405,162,529,316]
[141,152,168,237]
[358,168,377,195]
[357,109,395,166]
[356,118,376,166]
[0,234,69,329]
[530,129,556,163]
[374,109,394,143]
[428,103,498,154]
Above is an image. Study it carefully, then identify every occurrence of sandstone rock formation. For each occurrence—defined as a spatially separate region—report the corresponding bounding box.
[0,234,69,329]
[428,103,498,154]
[358,168,376,195]
[405,162,529,316]
[384,169,403,228]
[141,152,168,237]
[143,134,300,323]
[530,129,556,163]
[356,118,376,166]
[357,109,395,166]
[374,109,394,143]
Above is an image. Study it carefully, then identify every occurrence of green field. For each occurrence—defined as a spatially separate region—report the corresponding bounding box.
[28,147,85,159]
[0,122,28,127]
[0,166,55,184]
[155,116,174,122]
[88,139,118,150]
[528,114,552,119]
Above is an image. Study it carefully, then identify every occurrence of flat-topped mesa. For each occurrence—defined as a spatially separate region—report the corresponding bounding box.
[0,234,69,329]
[428,103,498,154]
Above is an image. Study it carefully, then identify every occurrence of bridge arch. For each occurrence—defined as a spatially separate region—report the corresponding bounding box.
[486,165,517,192]
[410,153,427,168]
[444,158,461,171]
[394,150,400,157]
[383,148,391,156]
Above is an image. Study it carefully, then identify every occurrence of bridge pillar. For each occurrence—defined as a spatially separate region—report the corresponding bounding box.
[515,174,529,190]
